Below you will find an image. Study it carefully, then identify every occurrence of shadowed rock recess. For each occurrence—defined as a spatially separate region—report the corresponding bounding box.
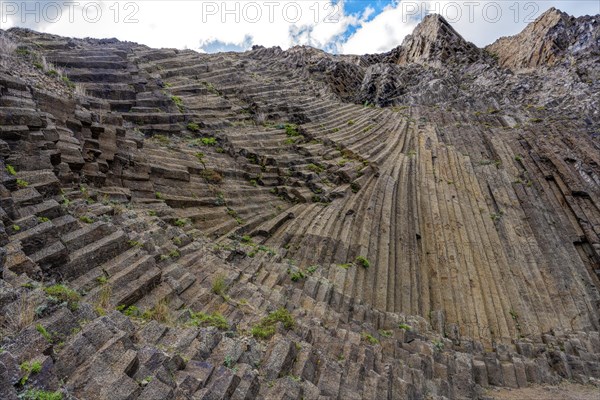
[1,8,599,400]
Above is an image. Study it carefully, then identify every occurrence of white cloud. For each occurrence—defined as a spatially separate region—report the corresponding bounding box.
[341,1,419,54]
[1,0,598,54]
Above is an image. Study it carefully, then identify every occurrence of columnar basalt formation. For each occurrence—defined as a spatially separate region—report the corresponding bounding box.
[0,9,599,400]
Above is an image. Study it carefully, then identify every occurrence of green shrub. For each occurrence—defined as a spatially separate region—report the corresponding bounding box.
[16,179,29,188]
[44,284,80,309]
[195,152,206,166]
[379,329,393,338]
[200,168,223,184]
[37,217,50,223]
[284,123,300,137]
[153,134,170,146]
[347,120,355,125]
[188,311,229,330]
[306,265,318,274]
[361,332,379,345]
[117,305,141,317]
[19,360,43,385]
[12,224,21,232]
[174,218,188,227]
[36,324,52,341]
[251,307,294,340]
[433,339,444,351]
[307,164,324,174]
[5,164,16,175]
[171,96,184,112]
[62,76,75,89]
[21,389,62,400]
[200,137,217,146]
[79,215,94,224]
[290,271,305,282]
[241,235,253,244]
[211,274,226,296]
[251,324,275,339]
[398,323,412,331]
[355,256,370,269]
[187,122,201,132]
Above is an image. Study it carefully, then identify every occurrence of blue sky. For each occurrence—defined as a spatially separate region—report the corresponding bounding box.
[2,1,599,54]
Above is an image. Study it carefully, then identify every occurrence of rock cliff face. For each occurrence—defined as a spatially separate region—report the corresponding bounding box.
[0,9,599,400]
[486,7,600,70]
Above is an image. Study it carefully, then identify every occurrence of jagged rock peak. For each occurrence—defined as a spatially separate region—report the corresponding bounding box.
[485,7,578,69]
[390,14,482,67]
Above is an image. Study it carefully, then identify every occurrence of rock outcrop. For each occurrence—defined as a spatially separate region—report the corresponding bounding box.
[0,9,599,400]
[486,7,600,69]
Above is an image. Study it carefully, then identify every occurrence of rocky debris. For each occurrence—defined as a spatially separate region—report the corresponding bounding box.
[0,7,599,400]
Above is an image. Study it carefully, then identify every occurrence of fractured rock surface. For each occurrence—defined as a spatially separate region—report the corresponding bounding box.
[0,9,599,400]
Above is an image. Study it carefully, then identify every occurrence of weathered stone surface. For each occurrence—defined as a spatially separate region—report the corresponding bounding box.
[0,9,599,400]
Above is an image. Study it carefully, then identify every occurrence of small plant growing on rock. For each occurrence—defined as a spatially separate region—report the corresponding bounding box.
[223,355,235,369]
[16,179,29,188]
[117,305,141,317]
[433,339,444,351]
[62,75,75,89]
[200,137,217,146]
[44,284,80,310]
[171,95,184,112]
[5,164,16,175]
[155,192,164,200]
[355,256,370,269]
[195,152,206,167]
[290,270,305,282]
[490,211,504,222]
[174,218,188,227]
[211,274,227,296]
[251,307,294,340]
[79,215,94,224]
[21,389,63,400]
[283,123,300,137]
[12,224,21,232]
[153,134,170,146]
[200,168,223,184]
[307,163,324,174]
[19,360,42,385]
[398,323,412,331]
[378,329,393,338]
[37,217,50,223]
[142,300,171,323]
[187,122,201,132]
[188,310,229,330]
[36,324,52,342]
[361,332,379,345]
[306,265,318,274]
